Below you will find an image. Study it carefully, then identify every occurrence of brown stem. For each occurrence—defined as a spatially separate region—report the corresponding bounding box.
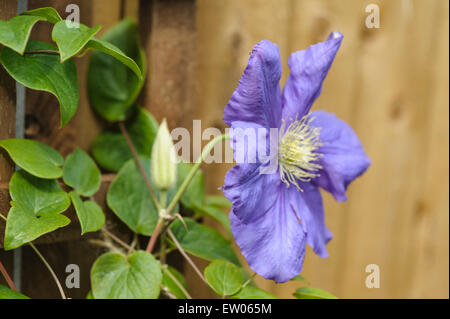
[0,261,17,291]
[146,218,164,254]
[167,229,207,285]
[29,243,66,299]
[118,121,162,211]
[162,266,192,299]
[102,228,135,253]
[0,213,65,298]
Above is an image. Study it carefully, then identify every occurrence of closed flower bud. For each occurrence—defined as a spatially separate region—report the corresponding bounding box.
[151,119,177,190]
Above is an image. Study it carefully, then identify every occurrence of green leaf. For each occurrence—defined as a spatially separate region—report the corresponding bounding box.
[52,20,101,62]
[0,41,79,127]
[162,266,188,299]
[177,162,205,210]
[169,218,240,266]
[63,148,101,196]
[9,170,70,215]
[107,158,177,235]
[205,195,232,209]
[91,250,162,299]
[4,202,70,250]
[84,38,142,79]
[88,18,145,122]
[231,286,276,299]
[22,7,63,24]
[240,268,256,287]
[4,170,71,250]
[0,285,30,299]
[195,205,232,238]
[293,287,338,299]
[0,15,45,54]
[204,259,243,297]
[86,290,94,299]
[91,107,158,172]
[291,275,310,285]
[0,138,63,179]
[69,191,105,235]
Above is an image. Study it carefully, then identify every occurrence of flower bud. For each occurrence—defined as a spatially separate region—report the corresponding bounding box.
[151,119,177,190]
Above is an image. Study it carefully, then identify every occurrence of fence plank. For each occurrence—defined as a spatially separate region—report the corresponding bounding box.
[138,0,210,298]
[139,0,198,130]
[0,0,18,291]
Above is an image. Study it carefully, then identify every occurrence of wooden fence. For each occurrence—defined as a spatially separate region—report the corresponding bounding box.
[0,0,448,298]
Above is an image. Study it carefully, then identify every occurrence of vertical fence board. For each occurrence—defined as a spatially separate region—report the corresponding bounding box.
[408,0,449,298]
[0,0,18,289]
[139,0,198,130]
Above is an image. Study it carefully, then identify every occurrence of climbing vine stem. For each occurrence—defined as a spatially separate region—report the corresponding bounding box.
[0,212,66,299]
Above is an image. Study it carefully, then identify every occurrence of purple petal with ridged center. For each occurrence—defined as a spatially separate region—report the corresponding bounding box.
[229,183,310,283]
[311,110,371,202]
[281,32,343,120]
[223,40,282,130]
[294,181,332,258]
[223,163,281,224]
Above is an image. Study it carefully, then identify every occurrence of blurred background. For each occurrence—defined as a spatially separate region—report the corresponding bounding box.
[197,0,449,298]
[0,0,448,299]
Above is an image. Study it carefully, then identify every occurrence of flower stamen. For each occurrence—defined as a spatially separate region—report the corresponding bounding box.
[278,114,323,191]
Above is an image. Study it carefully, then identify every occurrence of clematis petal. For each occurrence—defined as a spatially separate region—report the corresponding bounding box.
[224,40,282,129]
[293,182,332,258]
[223,163,281,224]
[229,184,307,283]
[282,32,343,120]
[311,110,371,202]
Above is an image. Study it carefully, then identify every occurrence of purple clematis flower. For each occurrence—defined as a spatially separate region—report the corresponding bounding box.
[222,32,370,283]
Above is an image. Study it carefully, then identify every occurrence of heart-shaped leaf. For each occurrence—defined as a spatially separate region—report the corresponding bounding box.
[69,191,105,235]
[169,218,240,266]
[88,18,145,122]
[195,205,232,238]
[162,266,188,299]
[293,287,338,299]
[231,286,276,299]
[177,163,205,210]
[9,170,70,214]
[3,170,71,250]
[204,259,243,297]
[91,250,162,299]
[84,38,142,79]
[0,15,45,54]
[0,139,63,179]
[21,7,62,24]
[0,285,30,299]
[91,107,158,172]
[52,20,101,62]
[63,148,101,196]
[0,41,78,127]
[205,195,232,209]
[107,158,177,235]
[4,201,70,250]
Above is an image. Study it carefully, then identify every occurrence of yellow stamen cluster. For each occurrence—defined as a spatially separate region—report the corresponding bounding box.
[278,114,323,191]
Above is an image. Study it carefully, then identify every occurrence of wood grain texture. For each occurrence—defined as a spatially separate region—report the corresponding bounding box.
[139,0,199,131]
[197,0,449,298]
[0,0,17,291]
[138,0,213,299]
